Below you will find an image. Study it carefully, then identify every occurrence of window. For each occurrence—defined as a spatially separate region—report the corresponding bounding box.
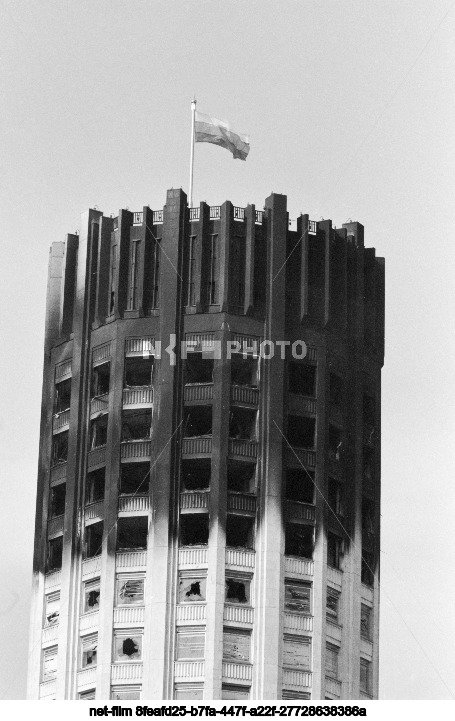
[111,687,141,700]
[229,407,257,441]
[124,356,154,387]
[181,459,211,491]
[287,416,315,448]
[150,238,161,310]
[176,628,205,660]
[174,685,203,700]
[363,447,375,482]
[185,352,213,384]
[90,415,108,449]
[187,235,197,306]
[230,235,245,307]
[283,636,311,669]
[178,575,206,603]
[223,629,250,662]
[326,588,340,624]
[120,463,150,495]
[113,631,142,662]
[325,644,339,679]
[121,410,152,441]
[360,659,372,695]
[327,533,343,570]
[81,634,98,668]
[116,517,148,551]
[128,239,140,310]
[362,497,375,538]
[109,243,118,314]
[225,577,251,605]
[52,431,68,465]
[328,425,343,460]
[78,690,96,700]
[226,515,254,549]
[184,406,212,437]
[328,478,343,516]
[285,524,314,559]
[289,363,316,397]
[222,685,250,700]
[83,578,100,613]
[231,354,258,387]
[54,378,71,413]
[227,461,255,494]
[47,536,63,571]
[363,394,375,428]
[117,576,145,605]
[91,361,110,398]
[286,469,314,504]
[44,591,60,627]
[180,514,209,546]
[85,468,105,504]
[42,646,58,681]
[284,582,311,615]
[50,483,66,518]
[361,551,375,587]
[360,604,372,640]
[84,521,103,559]
[329,373,343,406]
[208,234,219,305]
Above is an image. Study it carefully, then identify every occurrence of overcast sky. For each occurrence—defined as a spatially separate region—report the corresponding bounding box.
[1,0,454,701]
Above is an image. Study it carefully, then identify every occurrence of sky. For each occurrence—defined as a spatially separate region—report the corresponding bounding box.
[0,0,454,701]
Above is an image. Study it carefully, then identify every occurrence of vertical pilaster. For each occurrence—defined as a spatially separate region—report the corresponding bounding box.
[244,205,256,316]
[297,214,309,322]
[218,202,233,312]
[113,210,133,318]
[94,217,113,328]
[60,234,79,337]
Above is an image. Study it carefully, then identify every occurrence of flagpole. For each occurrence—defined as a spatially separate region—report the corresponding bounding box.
[189,98,196,208]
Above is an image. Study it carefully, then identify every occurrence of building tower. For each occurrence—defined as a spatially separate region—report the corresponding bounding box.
[28,189,384,701]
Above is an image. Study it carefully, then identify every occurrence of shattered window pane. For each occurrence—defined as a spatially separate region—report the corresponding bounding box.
[113,634,142,662]
[284,582,311,615]
[178,576,206,603]
[44,592,60,627]
[81,635,98,668]
[225,578,250,605]
[84,579,100,613]
[117,577,145,605]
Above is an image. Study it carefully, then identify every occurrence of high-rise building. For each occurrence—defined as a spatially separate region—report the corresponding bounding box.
[28,189,384,701]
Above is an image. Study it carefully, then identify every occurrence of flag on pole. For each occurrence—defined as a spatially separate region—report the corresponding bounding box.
[194,111,250,160]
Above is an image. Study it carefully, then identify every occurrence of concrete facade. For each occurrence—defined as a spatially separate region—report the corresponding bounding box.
[28,189,384,701]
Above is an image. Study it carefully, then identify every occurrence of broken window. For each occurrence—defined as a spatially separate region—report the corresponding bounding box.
[124,356,154,387]
[222,686,250,700]
[178,575,207,603]
[225,577,251,605]
[361,550,375,587]
[176,629,205,660]
[229,407,257,441]
[327,532,343,570]
[286,469,314,504]
[326,588,340,624]
[113,632,142,662]
[288,363,316,397]
[363,447,375,482]
[285,524,314,559]
[360,659,371,694]
[179,514,209,546]
[49,483,66,517]
[223,629,250,662]
[83,578,100,613]
[329,373,344,406]
[90,415,108,449]
[52,431,69,465]
[360,604,372,640]
[231,354,258,387]
[328,478,343,516]
[91,361,110,398]
[227,460,256,494]
[287,416,315,449]
[325,643,339,679]
[284,581,311,615]
[85,467,105,504]
[181,459,211,491]
[122,410,152,441]
[116,517,148,551]
[81,634,98,668]
[184,406,212,437]
[42,646,58,681]
[47,536,63,572]
[117,576,145,605]
[54,378,71,413]
[363,393,376,428]
[226,514,254,549]
[185,352,214,384]
[283,636,311,669]
[111,687,141,700]
[362,497,375,539]
[44,591,60,627]
[84,521,103,558]
[120,462,150,495]
[328,425,343,460]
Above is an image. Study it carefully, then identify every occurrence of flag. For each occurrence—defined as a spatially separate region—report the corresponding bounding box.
[194,111,250,160]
